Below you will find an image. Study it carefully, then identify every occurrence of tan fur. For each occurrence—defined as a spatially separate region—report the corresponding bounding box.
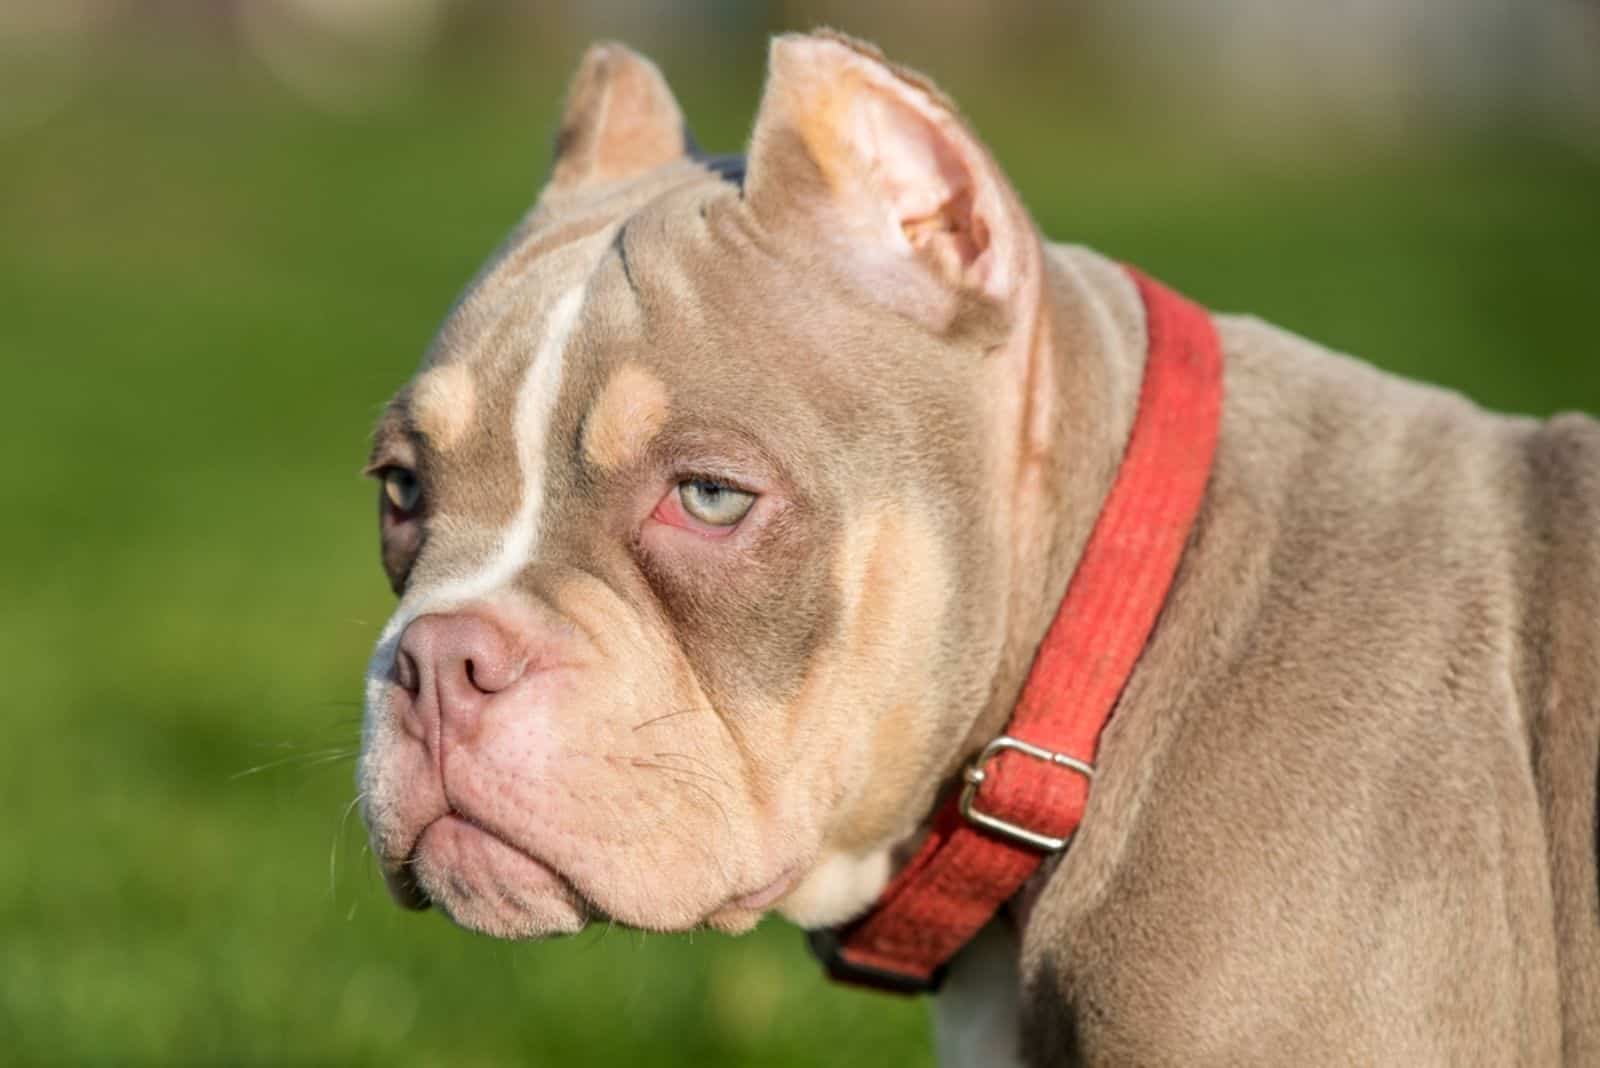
[1010,295,1600,1066]
[408,364,476,451]
[777,504,954,926]
[828,506,952,850]
[581,362,670,472]
[549,43,685,190]
[359,32,1600,1066]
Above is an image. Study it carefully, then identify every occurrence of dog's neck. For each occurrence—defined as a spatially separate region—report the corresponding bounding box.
[908,249,1161,1056]
[955,244,1152,772]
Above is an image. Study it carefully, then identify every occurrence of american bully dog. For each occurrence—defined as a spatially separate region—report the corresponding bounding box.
[358,30,1600,1066]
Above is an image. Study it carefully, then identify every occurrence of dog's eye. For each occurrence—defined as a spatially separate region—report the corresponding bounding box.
[678,479,754,527]
[383,468,422,516]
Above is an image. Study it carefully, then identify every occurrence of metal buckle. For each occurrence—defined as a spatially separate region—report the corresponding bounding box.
[958,735,1094,852]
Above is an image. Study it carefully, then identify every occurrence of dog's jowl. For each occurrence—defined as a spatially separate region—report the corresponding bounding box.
[358,31,1600,1066]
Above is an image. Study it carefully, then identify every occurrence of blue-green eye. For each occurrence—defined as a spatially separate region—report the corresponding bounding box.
[678,479,754,526]
[383,468,422,515]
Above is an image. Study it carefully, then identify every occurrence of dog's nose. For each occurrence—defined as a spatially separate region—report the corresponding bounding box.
[395,612,524,744]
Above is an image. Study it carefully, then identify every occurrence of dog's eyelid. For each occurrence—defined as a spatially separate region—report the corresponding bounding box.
[362,461,416,485]
[676,469,758,495]
[656,441,775,493]
[363,444,418,479]
[365,410,421,471]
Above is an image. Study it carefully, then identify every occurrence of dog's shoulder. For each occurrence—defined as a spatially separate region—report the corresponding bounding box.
[1514,408,1600,1058]
[1015,306,1596,1064]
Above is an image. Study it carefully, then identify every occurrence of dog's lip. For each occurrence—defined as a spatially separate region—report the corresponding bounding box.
[400,809,588,912]
[391,809,803,931]
[729,864,801,911]
[381,854,432,911]
[699,866,804,933]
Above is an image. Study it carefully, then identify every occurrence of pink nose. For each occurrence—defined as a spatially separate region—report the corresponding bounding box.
[394,612,524,746]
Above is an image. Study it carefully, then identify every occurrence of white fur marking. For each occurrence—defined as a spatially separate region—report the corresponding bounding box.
[362,282,587,727]
[778,848,892,928]
[934,920,1025,1068]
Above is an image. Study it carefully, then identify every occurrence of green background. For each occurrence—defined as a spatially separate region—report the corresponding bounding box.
[3,7,1598,1065]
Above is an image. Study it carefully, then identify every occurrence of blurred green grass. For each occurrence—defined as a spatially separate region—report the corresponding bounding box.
[2,34,1598,1067]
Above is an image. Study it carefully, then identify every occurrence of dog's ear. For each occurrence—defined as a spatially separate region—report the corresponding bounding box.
[546,42,687,191]
[745,31,1039,334]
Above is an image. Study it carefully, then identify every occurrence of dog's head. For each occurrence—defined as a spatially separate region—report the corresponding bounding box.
[359,32,1063,939]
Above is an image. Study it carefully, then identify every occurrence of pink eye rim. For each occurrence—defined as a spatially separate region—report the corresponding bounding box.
[650,478,755,538]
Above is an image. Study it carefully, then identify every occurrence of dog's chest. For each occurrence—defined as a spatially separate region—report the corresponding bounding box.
[932,920,1026,1068]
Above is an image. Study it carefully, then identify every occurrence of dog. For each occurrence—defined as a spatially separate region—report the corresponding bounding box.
[357,30,1600,1065]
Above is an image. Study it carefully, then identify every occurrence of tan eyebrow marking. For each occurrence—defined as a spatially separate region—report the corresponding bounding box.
[409,364,477,451]
[582,362,671,472]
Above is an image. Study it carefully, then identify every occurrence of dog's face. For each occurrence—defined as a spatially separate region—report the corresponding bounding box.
[359,33,1052,939]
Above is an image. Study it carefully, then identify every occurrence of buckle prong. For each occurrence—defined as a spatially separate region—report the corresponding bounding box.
[958,735,1093,852]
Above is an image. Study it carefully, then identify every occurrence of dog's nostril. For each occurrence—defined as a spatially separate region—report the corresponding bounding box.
[395,649,421,695]
[464,658,486,694]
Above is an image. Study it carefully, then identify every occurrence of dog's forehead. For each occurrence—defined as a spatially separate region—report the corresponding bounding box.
[423,172,745,387]
[379,165,843,585]
[401,174,841,481]
[388,218,616,529]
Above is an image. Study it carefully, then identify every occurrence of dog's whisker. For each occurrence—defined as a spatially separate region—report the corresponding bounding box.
[668,776,732,835]
[330,791,367,902]
[629,706,706,732]
[629,759,726,790]
[229,747,359,781]
[647,751,730,788]
[244,726,357,751]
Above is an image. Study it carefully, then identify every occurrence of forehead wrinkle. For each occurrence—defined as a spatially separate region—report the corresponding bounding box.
[422,211,628,368]
[437,227,618,391]
[436,161,735,342]
[461,162,723,329]
[494,213,623,286]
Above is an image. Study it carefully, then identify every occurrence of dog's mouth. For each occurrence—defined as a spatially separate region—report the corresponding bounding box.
[383,810,592,938]
[381,854,432,911]
[386,809,556,905]
[381,808,804,938]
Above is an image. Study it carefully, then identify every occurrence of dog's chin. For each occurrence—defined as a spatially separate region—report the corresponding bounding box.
[406,815,589,940]
[381,814,811,940]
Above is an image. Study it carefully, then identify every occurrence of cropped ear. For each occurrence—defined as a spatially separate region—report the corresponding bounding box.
[547,42,687,191]
[744,32,1039,334]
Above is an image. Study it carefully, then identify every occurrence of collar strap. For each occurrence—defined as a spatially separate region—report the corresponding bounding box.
[809,266,1224,994]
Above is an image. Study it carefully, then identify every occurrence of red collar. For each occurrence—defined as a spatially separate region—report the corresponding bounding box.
[809,267,1224,994]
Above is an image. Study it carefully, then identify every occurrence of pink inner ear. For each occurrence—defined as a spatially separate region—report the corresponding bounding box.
[746,34,1027,322]
[852,86,995,291]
